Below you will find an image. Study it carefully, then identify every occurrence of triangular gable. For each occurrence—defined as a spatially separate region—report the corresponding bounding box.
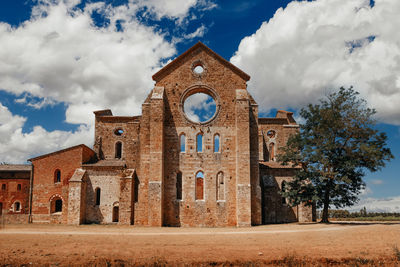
[152,41,250,82]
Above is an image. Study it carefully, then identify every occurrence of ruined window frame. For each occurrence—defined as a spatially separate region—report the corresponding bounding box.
[213,134,220,153]
[196,133,203,153]
[17,184,22,191]
[115,141,122,159]
[179,134,186,153]
[195,171,205,201]
[1,184,6,191]
[216,171,225,202]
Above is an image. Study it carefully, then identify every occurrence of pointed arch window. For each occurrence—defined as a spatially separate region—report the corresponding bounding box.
[195,171,204,200]
[216,171,224,200]
[214,134,220,153]
[196,133,203,152]
[269,142,275,161]
[180,134,186,153]
[115,142,122,159]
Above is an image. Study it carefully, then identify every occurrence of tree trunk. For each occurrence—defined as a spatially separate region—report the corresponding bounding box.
[320,180,332,223]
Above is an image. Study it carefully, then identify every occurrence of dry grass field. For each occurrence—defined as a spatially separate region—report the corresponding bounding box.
[1,222,400,266]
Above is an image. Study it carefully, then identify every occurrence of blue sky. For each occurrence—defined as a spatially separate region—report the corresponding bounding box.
[0,0,399,211]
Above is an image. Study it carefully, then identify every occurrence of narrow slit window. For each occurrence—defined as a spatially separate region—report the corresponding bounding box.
[17,184,21,191]
[269,142,275,161]
[176,171,182,200]
[195,171,204,200]
[180,134,186,152]
[214,134,220,152]
[54,169,61,183]
[115,142,122,159]
[216,172,224,200]
[196,133,203,152]
[95,188,101,206]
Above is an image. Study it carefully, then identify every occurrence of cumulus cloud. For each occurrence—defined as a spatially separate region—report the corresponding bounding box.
[134,0,216,22]
[183,93,216,122]
[0,103,92,163]
[0,0,216,163]
[348,196,400,212]
[231,0,400,125]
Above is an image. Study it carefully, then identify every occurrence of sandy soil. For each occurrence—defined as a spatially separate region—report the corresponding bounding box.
[0,222,399,266]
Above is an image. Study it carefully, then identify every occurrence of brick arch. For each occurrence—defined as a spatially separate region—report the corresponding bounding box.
[195,171,204,200]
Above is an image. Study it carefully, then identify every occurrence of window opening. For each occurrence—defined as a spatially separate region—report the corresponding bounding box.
[54,169,61,183]
[176,171,182,200]
[216,172,225,201]
[183,93,217,123]
[95,188,101,206]
[196,133,203,152]
[17,184,21,191]
[1,184,6,190]
[194,65,204,74]
[0,202,2,215]
[112,206,119,222]
[14,201,21,212]
[269,142,275,161]
[195,171,204,200]
[214,134,220,152]
[180,134,186,152]
[55,199,62,212]
[114,128,124,136]
[115,142,122,159]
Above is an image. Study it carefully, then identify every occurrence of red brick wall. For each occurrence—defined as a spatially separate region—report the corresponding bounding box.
[31,146,94,223]
[0,173,30,215]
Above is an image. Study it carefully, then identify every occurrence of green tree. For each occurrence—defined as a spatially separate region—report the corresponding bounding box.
[278,87,394,223]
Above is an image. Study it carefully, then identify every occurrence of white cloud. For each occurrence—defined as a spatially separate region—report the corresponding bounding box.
[0,103,92,163]
[371,179,384,185]
[0,0,216,125]
[0,0,217,163]
[231,0,400,125]
[348,196,400,213]
[183,93,216,122]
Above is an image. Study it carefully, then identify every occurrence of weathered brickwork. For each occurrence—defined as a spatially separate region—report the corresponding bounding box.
[3,42,314,226]
[0,165,31,222]
[29,145,95,224]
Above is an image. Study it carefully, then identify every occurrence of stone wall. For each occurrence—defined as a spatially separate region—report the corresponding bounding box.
[0,176,30,216]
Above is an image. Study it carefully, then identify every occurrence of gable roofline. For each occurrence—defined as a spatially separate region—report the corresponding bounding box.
[28,144,94,162]
[152,41,250,82]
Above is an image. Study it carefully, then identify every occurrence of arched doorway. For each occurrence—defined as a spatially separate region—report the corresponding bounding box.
[112,206,119,222]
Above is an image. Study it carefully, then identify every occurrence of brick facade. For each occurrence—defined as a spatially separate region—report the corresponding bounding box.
[2,42,314,226]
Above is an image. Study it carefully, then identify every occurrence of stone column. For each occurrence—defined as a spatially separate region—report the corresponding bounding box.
[235,89,251,227]
[148,86,165,226]
[67,169,86,225]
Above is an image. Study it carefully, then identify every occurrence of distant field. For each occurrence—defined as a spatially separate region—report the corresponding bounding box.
[332,216,400,221]
[0,222,400,266]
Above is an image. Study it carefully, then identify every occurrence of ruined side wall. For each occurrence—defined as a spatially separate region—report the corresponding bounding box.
[84,169,121,224]
[260,168,299,223]
[94,116,140,169]
[258,120,299,162]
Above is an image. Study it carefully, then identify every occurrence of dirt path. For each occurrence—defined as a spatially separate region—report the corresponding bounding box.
[1,222,399,266]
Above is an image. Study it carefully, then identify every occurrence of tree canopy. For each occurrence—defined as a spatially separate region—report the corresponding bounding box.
[278,87,394,223]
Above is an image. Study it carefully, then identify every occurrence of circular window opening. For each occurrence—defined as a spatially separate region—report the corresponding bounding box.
[193,65,204,74]
[114,129,124,136]
[183,93,216,123]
